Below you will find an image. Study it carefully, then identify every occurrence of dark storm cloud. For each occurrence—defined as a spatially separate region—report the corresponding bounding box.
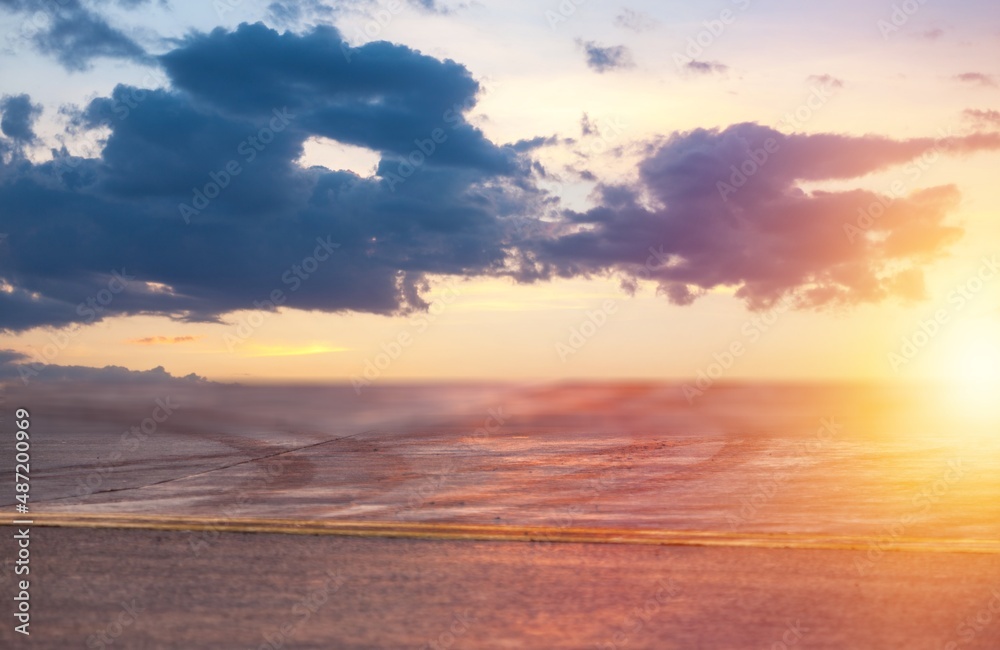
[532,123,1000,310]
[0,94,42,142]
[0,0,151,71]
[0,23,540,332]
[578,41,634,73]
[159,23,513,172]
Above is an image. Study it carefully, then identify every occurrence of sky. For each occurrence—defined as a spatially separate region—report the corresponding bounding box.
[0,0,999,385]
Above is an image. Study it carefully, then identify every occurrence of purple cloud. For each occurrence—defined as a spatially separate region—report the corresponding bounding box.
[955,73,998,87]
[533,123,1000,310]
[686,60,729,76]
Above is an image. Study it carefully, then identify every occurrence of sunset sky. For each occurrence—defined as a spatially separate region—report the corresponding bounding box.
[0,0,999,384]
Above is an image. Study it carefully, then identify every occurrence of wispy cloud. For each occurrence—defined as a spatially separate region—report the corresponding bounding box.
[964,108,1000,128]
[807,74,845,89]
[578,41,635,73]
[127,336,203,345]
[685,60,729,76]
[0,0,153,71]
[615,8,658,33]
[955,72,998,88]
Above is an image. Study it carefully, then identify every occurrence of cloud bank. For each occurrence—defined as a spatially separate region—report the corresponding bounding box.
[0,348,206,384]
[1,20,999,334]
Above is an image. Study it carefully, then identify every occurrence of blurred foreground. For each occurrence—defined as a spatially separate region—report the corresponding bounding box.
[5,380,1000,539]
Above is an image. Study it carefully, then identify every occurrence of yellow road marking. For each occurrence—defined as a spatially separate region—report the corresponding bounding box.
[3,512,1000,554]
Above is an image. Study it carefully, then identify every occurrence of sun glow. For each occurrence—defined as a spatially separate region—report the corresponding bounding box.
[937,321,1000,422]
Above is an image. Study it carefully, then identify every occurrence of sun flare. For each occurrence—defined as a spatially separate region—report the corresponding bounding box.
[937,321,1000,420]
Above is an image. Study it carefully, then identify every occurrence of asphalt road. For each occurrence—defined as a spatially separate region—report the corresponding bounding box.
[2,525,999,649]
